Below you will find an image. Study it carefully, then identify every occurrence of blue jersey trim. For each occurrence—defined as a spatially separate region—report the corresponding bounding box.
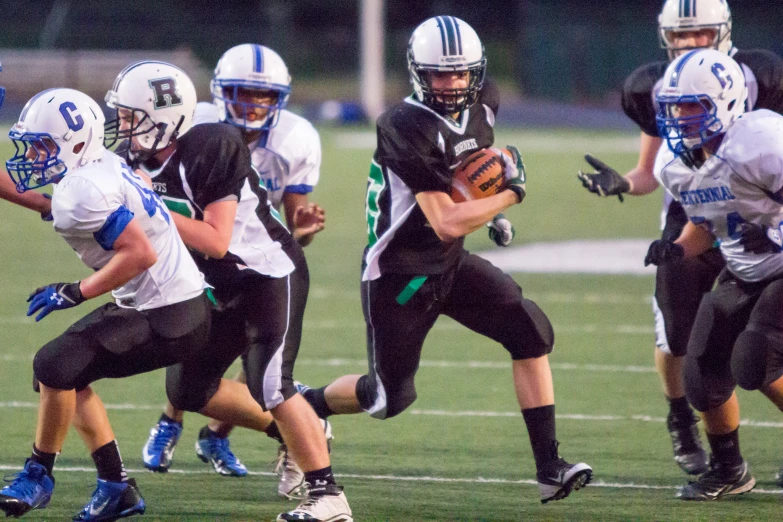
[93,205,134,251]
[284,184,314,194]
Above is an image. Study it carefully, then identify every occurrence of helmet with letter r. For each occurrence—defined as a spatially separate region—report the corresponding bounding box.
[407,16,486,115]
[104,61,197,165]
[6,88,105,192]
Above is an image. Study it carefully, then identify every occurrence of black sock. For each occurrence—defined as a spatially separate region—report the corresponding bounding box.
[160,412,179,425]
[707,429,742,467]
[265,421,284,444]
[667,396,692,417]
[198,426,221,440]
[304,386,334,419]
[522,405,558,470]
[92,440,127,483]
[304,465,336,494]
[30,445,57,477]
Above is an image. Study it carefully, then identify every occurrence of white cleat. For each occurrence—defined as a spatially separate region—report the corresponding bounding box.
[275,419,334,499]
[276,484,352,522]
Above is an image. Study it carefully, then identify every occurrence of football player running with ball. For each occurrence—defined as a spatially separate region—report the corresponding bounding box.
[296,16,592,504]
[104,61,350,521]
[141,44,329,500]
[577,0,783,477]
[647,48,783,500]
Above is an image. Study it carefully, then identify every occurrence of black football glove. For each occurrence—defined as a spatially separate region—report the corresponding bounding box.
[487,213,515,247]
[577,154,631,203]
[738,222,783,254]
[502,145,527,203]
[644,240,685,267]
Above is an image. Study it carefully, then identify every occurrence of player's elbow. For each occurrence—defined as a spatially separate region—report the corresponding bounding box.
[431,221,463,242]
[138,247,158,271]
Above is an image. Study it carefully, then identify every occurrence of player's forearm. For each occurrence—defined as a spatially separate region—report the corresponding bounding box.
[79,248,157,299]
[0,173,52,213]
[624,166,659,196]
[420,190,518,242]
[172,212,231,259]
[675,222,716,259]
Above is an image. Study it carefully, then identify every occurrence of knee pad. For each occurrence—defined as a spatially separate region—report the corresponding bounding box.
[684,355,734,412]
[165,365,219,412]
[33,347,75,390]
[357,374,416,420]
[731,330,770,391]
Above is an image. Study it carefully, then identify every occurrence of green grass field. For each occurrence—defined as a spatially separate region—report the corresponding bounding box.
[1,128,781,521]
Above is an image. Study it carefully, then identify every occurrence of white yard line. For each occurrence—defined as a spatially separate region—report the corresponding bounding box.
[0,464,778,494]
[0,401,780,429]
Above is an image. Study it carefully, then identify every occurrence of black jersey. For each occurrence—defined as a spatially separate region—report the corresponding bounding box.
[621,49,783,137]
[145,123,295,279]
[362,81,499,280]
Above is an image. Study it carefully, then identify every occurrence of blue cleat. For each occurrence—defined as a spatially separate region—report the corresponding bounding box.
[195,433,248,477]
[142,419,182,472]
[73,478,145,521]
[0,459,54,518]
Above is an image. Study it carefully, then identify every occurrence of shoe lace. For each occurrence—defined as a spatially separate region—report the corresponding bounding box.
[211,437,239,466]
[149,423,179,453]
[2,467,43,498]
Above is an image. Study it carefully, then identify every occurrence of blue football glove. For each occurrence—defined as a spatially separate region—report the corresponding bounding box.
[487,213,515,247]
[27,282,85,322]
[500,145,527,203]
[738,222,783,254]
[41,193,53,222]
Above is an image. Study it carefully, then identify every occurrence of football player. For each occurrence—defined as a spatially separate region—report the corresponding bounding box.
[0,88,208,520]
[646,48,783,500]
[576,0,783,477]
[140,45,328,498]
[104,61,351,521]
[296,16,592,504]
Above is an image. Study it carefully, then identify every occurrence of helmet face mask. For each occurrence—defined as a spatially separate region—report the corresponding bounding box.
[658,0,732,61]
[655,49,747,157]
[407,16,486,116]
[104,61,196,166]
[6,88,105,192]
[211,44,292,132]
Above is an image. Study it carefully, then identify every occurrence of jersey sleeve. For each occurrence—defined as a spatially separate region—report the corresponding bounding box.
[375,108,451,194]
[180,124,252,209]
[736,49,783,115]
[284,121,322,194]
[727,112,783,194]
[192,102,221,126]
[52,174,135,250]
[621,61,668,137]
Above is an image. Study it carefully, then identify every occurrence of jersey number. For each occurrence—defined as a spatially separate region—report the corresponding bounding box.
[121,165,170,224]
[690,211,745,239]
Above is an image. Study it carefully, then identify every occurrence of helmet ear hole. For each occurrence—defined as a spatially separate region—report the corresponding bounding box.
[727,100,736,112]
[73,142,85,154]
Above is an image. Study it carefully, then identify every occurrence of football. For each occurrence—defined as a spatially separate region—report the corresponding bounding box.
[451,148,509,202]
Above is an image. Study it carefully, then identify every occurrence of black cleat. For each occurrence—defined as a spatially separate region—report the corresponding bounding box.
[537,458,593,504]
[668,412,709,475]
[677,458,755,501]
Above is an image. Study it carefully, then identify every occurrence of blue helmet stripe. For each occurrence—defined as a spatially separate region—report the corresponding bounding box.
[693,0,697,17]
[669,49,700,87]
[253,44,264,73]
[435,17,448,55]
[450,16,463,55]
[20,88,57,121]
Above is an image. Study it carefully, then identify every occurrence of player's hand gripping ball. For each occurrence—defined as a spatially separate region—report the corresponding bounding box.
[451,148,511,203]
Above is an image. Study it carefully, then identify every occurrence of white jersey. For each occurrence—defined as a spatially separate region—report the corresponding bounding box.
[654,110,783,282]
[193,102,321,209]
[52,149,206,310]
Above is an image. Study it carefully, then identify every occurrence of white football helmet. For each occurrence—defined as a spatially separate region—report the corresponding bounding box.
[656,49,746,155]
[407,16,486,115]
[104,61,196,161]
[211,44,291,131]
[658,0,732,60]
[6,88,105,192]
